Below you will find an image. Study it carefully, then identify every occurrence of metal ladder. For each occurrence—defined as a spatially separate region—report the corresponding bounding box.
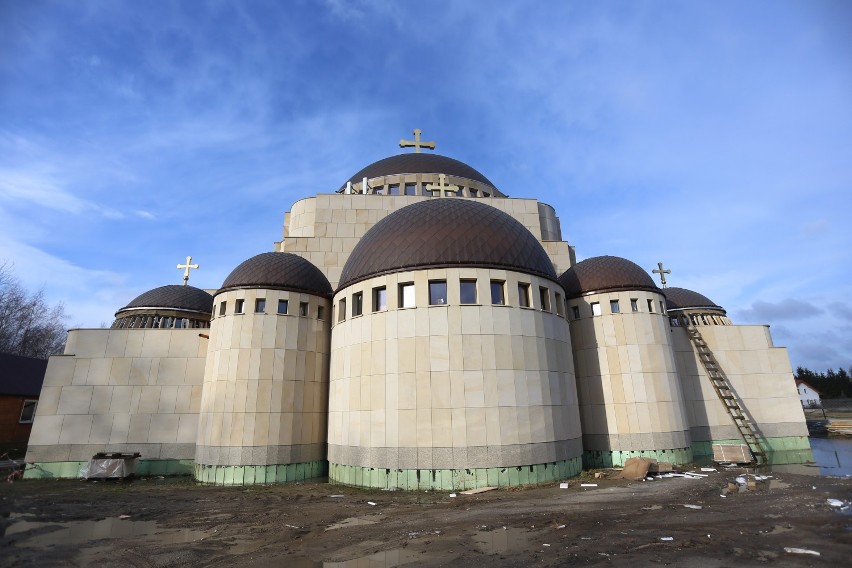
[679,314,767,465]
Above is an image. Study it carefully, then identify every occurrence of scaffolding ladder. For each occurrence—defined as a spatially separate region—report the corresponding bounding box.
[679,314,767,465]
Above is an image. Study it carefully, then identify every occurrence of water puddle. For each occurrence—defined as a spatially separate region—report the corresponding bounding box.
[810,437,852,476]
[473,527,531,554]
[325,514,383,531]
[2,517,208,547]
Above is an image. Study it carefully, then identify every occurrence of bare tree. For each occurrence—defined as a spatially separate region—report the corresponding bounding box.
[0,262,68,359]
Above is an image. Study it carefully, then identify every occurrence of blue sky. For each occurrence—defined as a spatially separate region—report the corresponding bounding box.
[1,0,849,370]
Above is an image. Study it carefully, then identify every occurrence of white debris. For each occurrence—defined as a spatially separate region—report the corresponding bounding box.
[367,501,377,506]
[580,483,598,487]
[827,498,845,507]
[560,482,569,489]
[449,493,457,498]
[784,547,821,556]
[701,468,717,472]
[685,472,709,477]
[329,494,344,498]
[683,504,703,510]
[557,524,566,529]
[543,543,551,547]
[660,537,674,541]
[735,476,747,485]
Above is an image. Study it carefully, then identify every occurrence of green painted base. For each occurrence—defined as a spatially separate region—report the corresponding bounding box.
[583,447,693,469]
[193,460,328,486]
[328,458,583,491]
[22,459,194,480]
[691,437,814,465]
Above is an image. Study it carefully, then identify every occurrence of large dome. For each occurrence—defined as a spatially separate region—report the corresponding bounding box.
[341,153,496,190]
[219,252,332,298]
[664,287,725,313]
[338,199,557,289]
[117,285,213,316]
[559,256,659,299]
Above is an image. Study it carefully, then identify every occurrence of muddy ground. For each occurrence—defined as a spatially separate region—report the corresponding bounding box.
[1,468,850,567]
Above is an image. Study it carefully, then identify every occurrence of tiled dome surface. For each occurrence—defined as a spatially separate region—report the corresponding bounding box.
[219,252,332,298]
[664,287,725,313]
[118,285,214,315]
[341,153,496,190]
[338,199,556,289]
[559,256,658,298]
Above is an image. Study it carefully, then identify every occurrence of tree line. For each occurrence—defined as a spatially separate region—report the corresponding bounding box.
[0,263,68,359]
[795,366,852,399]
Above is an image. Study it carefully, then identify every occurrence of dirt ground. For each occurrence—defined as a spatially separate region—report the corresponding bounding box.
[1,468,850,568]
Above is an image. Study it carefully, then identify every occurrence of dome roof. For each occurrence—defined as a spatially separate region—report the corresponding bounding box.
[558,256,659,299]
[117,285,214,316]
[338,199,557,289]
[219,252,332,298]
[341,153,496,190]
[663,287,725,313]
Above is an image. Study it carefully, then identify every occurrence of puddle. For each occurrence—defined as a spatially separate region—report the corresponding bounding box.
[284,548,421,567]
[810,437,852,476]
[325,514,383,531]
[473,527,531,554]
[2,517,208,547]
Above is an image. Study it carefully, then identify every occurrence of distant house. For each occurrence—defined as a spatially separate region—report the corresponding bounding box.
[795,379,822,408]
[0,353,48,455]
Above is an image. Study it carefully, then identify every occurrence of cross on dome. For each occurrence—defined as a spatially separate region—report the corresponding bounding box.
[399,128,436,153]
[653,262,671,288]
[177,256,199,286]
[425,174,459,198]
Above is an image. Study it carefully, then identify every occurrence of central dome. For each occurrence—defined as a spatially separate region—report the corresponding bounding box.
[341,153,496,190]
[338,199,557,289]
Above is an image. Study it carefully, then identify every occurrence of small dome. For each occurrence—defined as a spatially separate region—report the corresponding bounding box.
[559,256,659,299]
[117,285,213,316]
[663,287,726,313]
[338,199,557,289]
[219,252,332,298]
[341,153,496,190]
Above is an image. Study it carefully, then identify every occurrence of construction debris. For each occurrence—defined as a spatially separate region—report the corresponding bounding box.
[784,547,821,556]
[620,457,656,480]
[459,487,496,495]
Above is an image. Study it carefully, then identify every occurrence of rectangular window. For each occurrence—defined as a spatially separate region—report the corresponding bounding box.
[404,183,417,196]
[630,298,639,312]
[469,188,478,197]
[518,283,531,308]
[338,298,347,322]
[373,186,384,195]
[277,299,289,315]
[299,302,309,317]
[352,292,363,316]
[373,286,387,312]
[490,280,505,305]
[19,399,37,423]
[399,283,415,308]
[219,301,227,316]
[429,280,448,305]
[388,184,400,195]
[539,287,551,312]
[660,300,665,314]
[571,305,580,319]
[420,182,432,195]
[317,305,325,320]
[460,279,477,304]
[647,299,655,313]
[610,299,620,313]
[255,298,266,313]
[235,299,244,314]
[591,302,601,316]
[555,292,564,316]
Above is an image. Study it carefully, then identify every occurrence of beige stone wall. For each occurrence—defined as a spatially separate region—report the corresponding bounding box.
[280,195,575,288]
[195,288,331,467]
[328,267,583,470]
[26,328,206,462]
[672,324,808,440]
[568,290,691,452]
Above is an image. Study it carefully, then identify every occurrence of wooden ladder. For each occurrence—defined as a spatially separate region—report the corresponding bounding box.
[679,314,767,465]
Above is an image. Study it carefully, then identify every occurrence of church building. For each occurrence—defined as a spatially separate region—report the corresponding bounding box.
[24,131,812,489]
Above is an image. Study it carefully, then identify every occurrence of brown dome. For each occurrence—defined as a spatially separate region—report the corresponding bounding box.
[219,252,332,298]
[338,199,556,289]
[558,256,659,299]
[341,153,497,190]
[117,285,213,316]
[663,287,726,313]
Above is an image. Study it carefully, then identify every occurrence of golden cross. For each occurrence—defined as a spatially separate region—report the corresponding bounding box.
[177,255,199,286]
[425,174,459,198]
[653,262,671,288]
[399,128,436,153]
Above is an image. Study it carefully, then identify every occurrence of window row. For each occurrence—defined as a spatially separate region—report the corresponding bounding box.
[335,279,566,322]
[112,314,210,329]
[345,180,493,198]
[216,298,325,320]
[669,313,731,327]
[571,298,667,319]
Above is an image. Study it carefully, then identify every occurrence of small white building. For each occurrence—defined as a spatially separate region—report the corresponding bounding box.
[795,380,822,408]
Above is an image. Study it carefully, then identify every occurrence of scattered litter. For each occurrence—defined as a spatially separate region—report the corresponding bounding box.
[118,515,131,520]
[660,537,674,541]
[701,468,717,472]
[367,501,377,506]
[543,543,551,547]
[560,482,569,489]
[620,457,655,480]
[645,477,654,481]
[460,487,496,495]
[784,547,820,556]
[735,476,747,485]
[580,483,598,487]
[683,504,703,510]
[594,472,604,479]
[557,524,566,529]
[685,471,709,478]
[329,494,344,498]
[827,499,845,507]
[449,493,457,498]
[284,524,301,529]
[720,495,727,498]
[641,505,662,511]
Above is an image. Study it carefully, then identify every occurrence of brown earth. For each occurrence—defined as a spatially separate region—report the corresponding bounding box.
[1,468,850,567]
